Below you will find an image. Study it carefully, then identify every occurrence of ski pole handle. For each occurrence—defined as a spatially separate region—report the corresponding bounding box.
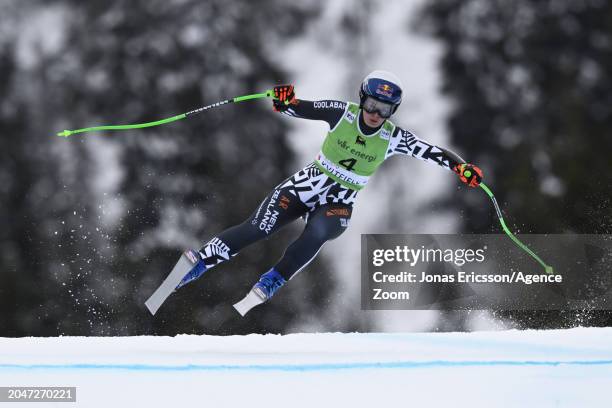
[57,89,275,138]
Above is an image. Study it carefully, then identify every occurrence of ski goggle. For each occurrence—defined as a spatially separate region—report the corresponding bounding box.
[361,96,395,118]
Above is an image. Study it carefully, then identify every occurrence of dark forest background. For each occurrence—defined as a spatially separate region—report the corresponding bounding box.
[420,0,612,328]
[0,0,610,336]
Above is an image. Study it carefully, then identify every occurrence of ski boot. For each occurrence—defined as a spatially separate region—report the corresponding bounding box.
[176,249,208,290]
[253,268,287,300]
[233,268,286,316]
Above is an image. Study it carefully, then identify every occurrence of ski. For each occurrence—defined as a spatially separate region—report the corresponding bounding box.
[145,253,193,315]
[233,289,265,316]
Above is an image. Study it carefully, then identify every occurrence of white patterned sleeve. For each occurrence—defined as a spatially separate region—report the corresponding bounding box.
[386,127,465,171]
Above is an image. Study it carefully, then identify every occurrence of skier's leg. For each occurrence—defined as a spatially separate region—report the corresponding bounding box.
[146,185,308,314]
[178,185,308,288]
[274,204,352,280]
[233,167,358,315]
[201,187,307,267]
[244,204,352,301]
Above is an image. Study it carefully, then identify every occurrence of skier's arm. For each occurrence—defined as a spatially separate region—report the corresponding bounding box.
[390,127,464,169]
[272,85,345,128]
[391,127,483,187]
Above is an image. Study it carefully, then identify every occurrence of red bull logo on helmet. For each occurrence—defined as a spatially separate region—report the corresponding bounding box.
[375,83,394,98]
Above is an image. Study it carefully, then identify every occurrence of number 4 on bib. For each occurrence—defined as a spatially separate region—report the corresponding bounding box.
[338,158,357,171]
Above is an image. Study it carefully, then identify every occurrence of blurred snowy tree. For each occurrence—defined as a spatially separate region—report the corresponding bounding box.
[0,0,325,335]
[420,0,612,234]
[419,0,612,327]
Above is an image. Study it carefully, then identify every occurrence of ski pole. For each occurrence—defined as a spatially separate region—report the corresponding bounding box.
[56,89,276,138]
[475,180,553,274]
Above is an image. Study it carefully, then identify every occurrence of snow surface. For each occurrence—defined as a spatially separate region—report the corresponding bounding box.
[1,328,611,407]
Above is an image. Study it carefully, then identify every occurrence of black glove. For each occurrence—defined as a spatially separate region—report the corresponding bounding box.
[272,84,297,112]
[453,163,483,188]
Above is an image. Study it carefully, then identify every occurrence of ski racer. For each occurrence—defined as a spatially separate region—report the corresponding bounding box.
[174,70,483,314]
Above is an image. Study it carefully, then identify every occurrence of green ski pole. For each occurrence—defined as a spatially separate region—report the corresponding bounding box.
[57,89,276,138]
[474,179,553,274]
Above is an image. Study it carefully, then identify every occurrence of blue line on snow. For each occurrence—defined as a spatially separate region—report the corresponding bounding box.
[1,360,611,372]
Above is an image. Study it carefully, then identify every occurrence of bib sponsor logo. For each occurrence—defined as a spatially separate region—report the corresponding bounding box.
[336,139,377,162]
[318,160,366,186]
[355,135,366,146]
[345,110,357,123]
[314,101,346,110]
[326,208,351,217]
[380,128,391,141]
